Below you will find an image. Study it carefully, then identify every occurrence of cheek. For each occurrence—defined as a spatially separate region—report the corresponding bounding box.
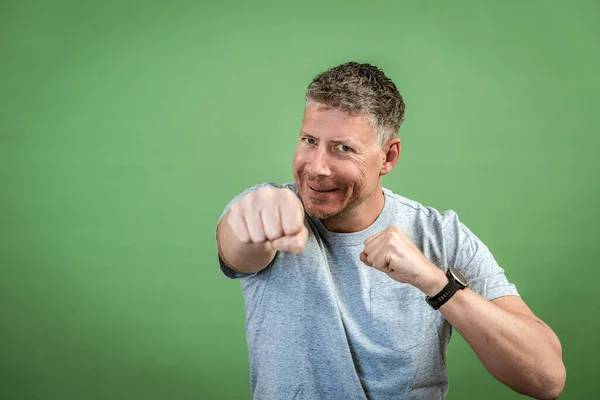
[292,158,304,172]
[349,158,369,183]
[292,158,310,182]
[292,151,302,171]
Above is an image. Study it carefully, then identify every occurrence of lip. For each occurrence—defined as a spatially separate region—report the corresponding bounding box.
[308,184,338,194]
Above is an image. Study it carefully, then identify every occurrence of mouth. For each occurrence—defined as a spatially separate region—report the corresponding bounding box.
[308,184,338,193]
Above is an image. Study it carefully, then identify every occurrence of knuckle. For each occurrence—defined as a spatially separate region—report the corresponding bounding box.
[244,190,256,203]
[261,186,274,199]
[229,201,241,215]
[256,186,271,195]
[263,186,279,198]
[281,187,293,198]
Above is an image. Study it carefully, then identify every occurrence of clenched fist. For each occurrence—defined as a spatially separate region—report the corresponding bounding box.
[227,186,308,254]
[360,225,446,296]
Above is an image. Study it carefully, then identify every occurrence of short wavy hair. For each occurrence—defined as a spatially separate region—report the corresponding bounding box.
[305,62,406,147]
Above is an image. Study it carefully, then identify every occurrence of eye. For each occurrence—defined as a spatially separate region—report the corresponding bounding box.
[337,144,353,153]
[303,137,317,145]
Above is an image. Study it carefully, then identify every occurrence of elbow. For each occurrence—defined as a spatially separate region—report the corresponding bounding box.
[534,325,566,400]
[546,368,567,400]
[511,359,566,400]
[536,362,567,400]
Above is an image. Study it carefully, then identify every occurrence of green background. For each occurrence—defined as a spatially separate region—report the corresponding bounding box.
[1,0,598,399]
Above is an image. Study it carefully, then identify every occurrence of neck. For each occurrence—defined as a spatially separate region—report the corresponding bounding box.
[321,185,385,233]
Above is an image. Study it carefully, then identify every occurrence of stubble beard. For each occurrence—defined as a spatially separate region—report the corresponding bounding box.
[302,182,372,223]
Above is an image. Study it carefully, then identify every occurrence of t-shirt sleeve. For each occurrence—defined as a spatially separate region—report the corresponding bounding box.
[216,182,280,279]
[442,210,519,300]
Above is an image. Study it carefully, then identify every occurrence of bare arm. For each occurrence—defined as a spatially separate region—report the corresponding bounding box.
[361,226,566,400]
[423,273,566,399]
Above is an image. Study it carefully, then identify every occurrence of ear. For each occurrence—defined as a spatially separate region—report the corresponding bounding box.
[380,138,401,176]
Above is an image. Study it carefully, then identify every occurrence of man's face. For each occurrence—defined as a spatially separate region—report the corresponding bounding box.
[292,103,386,221]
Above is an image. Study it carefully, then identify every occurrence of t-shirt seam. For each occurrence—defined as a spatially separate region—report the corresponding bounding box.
[457,225,478,269]
[385,192,433,217]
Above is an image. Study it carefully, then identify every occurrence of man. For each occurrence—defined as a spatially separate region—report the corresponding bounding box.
[216,62,565,399]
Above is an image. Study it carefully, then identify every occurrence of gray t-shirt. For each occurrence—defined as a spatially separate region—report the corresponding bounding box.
[217,182,519,400]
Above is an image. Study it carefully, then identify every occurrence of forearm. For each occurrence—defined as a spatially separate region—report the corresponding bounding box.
[217,210,276,274]
[437,287,565,399]
[362,225,566,398]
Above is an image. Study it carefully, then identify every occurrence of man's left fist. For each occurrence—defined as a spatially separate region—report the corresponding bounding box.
[360,225,447,295]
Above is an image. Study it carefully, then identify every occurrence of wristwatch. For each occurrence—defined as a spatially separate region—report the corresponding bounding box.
[426,267,468,310]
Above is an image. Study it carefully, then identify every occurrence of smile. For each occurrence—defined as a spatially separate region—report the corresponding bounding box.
[309,185,338,193]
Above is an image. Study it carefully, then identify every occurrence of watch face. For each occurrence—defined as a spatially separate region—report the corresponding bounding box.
[449,267,468,287]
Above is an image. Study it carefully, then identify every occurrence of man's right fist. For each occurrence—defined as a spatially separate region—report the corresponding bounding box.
[227,186,308,254]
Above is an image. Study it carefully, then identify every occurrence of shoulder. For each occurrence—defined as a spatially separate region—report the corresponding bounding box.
[382,187,459,228]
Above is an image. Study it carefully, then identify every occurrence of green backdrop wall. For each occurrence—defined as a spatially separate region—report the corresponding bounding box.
[1,0,598,399]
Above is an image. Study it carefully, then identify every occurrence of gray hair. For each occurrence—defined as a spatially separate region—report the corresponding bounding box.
[305,62,406,147]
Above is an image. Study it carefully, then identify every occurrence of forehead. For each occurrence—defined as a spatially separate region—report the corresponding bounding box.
[301,103,376,145]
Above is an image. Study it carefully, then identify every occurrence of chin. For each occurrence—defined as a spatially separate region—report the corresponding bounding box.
[304,203,344,220]
[305,208,334,220]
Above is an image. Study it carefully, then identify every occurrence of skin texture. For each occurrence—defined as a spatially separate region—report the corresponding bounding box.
[292,102,399,233]
[217,186,308,272]
[360,226,566,399]
[217,102,566,399]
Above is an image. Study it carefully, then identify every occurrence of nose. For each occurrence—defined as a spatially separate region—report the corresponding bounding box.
[307,148,332,177]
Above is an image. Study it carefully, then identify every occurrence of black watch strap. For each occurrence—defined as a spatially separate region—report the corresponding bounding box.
[426,268,467,310]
